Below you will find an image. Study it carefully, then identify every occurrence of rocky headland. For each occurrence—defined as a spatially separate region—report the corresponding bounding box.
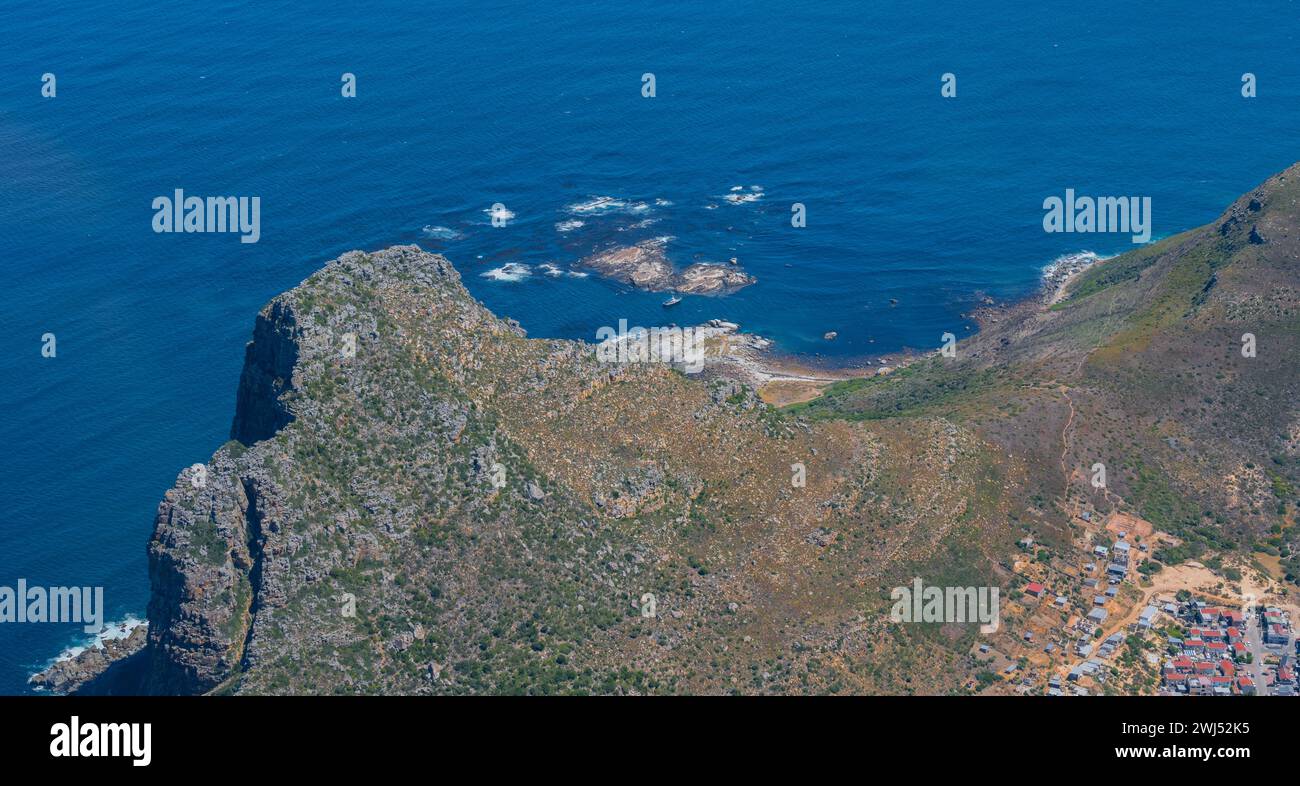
[71,163,1300,695]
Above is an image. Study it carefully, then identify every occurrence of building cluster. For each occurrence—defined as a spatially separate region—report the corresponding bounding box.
[1159,600,1296,696]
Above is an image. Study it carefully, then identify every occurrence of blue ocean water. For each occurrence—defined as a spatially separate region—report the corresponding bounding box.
[2,2,1299,693]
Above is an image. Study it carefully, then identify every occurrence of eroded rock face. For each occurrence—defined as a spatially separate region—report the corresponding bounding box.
[142,249,459,694]
[230,299,300,445]
[145,455,260,695]
[577,240,755,294]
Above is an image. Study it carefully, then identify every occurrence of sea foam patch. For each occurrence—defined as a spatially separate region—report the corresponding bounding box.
[565,196,653,215]
[481,262,532,282]
[56,616,145,661]
[538,262,587,278]
[617,218,660,231]
[421,225,462,240]
[1041,250,1103,281]
[723,185,764,204]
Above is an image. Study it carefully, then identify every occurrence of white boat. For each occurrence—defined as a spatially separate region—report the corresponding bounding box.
[662,294,682,307]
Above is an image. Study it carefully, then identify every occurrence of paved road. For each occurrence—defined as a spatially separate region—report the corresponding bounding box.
[1243,610,1270,696]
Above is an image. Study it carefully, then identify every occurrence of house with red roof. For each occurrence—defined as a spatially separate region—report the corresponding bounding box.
[1265,623,1291,646]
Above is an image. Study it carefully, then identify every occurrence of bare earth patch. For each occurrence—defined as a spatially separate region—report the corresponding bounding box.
[1105,512,1153,539]
[758,379,833,407]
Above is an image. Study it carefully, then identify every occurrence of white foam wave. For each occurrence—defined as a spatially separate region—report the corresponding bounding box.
[39,616,147,670]
[538,263,587,278]
[723,185,764,204]
[421,225,462,240]
[1041,250,1107,281]
[481,262,532,282]
[565,196,653,215]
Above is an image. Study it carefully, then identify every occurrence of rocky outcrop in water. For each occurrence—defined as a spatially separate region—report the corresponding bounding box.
[29,624,147,694]
[577,240,755,294]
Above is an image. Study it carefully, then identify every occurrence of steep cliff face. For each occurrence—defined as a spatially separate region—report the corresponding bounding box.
[146,450,258,693]
[229,299,300,445]
[144,250,438,694]
[139,246,1020,695]
[147,294,304,685]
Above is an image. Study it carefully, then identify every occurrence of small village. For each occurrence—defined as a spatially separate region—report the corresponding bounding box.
[968,502,1298,697]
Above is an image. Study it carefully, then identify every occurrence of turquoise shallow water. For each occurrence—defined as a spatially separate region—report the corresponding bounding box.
[2,1,1299,692]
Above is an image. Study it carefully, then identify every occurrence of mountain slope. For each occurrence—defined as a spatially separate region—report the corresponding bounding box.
[137,165,1300,695]
[142,247,1021,695]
